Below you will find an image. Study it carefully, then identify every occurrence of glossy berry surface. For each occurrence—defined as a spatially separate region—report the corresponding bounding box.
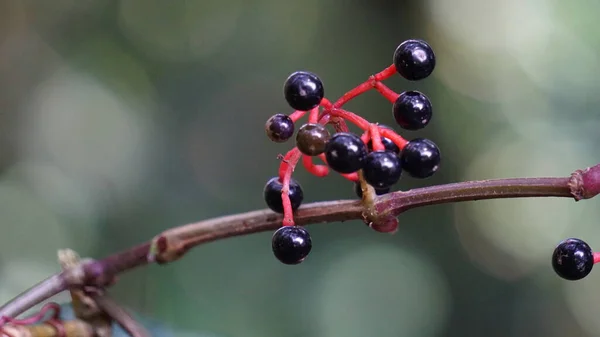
[324,132,368,173]
[393,39,436,81]
[400,138,440,178]
[265,114,295,142]
[296,123,331,156]
[393,91,432,130]
[363,151,402,188]
[354,182,390,199]
[552,238,594,281]
[264,177,304,213]
[272,226,312,265]
[283,71,325,111]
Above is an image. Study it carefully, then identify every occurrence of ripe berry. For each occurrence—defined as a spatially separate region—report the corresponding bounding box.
[283,71,324,111]
[264,177,304,213]
[393,39,436,81]
[363,151,402,188]
[354,182,390,199]
[393,91,432,130]
[324,132,368,174]
[400,138,440,179]
[552,238,594,281]
[296,123,331,156]
[272,226,312,265]
[265,114,295,143]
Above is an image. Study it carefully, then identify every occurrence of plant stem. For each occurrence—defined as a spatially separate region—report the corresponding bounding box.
[1,164,599,319]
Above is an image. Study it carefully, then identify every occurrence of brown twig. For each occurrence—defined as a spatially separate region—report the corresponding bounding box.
[1,163,599,319]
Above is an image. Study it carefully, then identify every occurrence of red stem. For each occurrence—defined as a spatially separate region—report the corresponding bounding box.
[369,124,385,151]
[288,110,307,122]
[372,65,397,81]
[302,155,329,177]
[278,148,302,226]
[380,128,408,149]
[328,109,370,130]
[373,82,400,103]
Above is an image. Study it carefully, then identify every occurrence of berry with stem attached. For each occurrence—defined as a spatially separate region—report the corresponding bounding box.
[296,123,331,156]
[324,132,368,173]
[265,114,295,142]
[283,71,325,111]
[363,151,402,189]
[400,138,441,178]
[393,91,432,130]
[552,238,595,280]
[264,177,304,213]
[272,226,312,265]
[393,39,436,81]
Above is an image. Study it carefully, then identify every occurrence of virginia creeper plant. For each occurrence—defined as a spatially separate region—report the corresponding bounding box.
[0,39,599,337]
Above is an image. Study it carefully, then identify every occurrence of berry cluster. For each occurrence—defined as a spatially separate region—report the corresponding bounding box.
[552,238,600,280]
[263,39,440,264]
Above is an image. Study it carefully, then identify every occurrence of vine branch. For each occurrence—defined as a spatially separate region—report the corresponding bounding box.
[1,163,599,319]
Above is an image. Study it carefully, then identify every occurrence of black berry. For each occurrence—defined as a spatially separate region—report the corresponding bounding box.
[393,91,432,130]
[264,177,304,213]
[265,114,295,142]
[400,138,440,178]
[324,132,368,174]
[296,123,331,156]
[393,39,436,81]
[552,238,594,281]
[283,71,324,111]
[363,151,402,188]
[354,182,390,199]
[272,226,312,265]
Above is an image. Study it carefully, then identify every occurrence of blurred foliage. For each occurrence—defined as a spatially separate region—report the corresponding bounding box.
[1,0,600,337]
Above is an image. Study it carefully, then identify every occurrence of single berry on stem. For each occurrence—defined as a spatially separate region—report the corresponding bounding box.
[264,177,304,213]
[393,91,432,130]
[296,123,331,156]
[552,238,594,280]
[272,226,312,265]
[324,132,368,173]
[283,71,325,111]
[400,138,440,178]
[265,114,295,142]
[354,182,390,198]
[393,39,436,81]
[363,151,402,188]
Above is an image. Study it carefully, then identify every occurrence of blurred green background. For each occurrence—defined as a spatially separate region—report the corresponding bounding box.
[1,0,600,336]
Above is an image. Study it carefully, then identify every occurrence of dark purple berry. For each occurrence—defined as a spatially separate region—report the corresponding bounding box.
[363,151,402,189]
[265,114,295,142]
[400,138,440,178]
[283,71,324,111]
[552,238,594,281]
[354,182,390,199]
[296,123,331,156]
[393,91,432,130]
[393,39,436,81]
[264,177,304,213]
[272,226,312,265]
[324,132,368,174]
